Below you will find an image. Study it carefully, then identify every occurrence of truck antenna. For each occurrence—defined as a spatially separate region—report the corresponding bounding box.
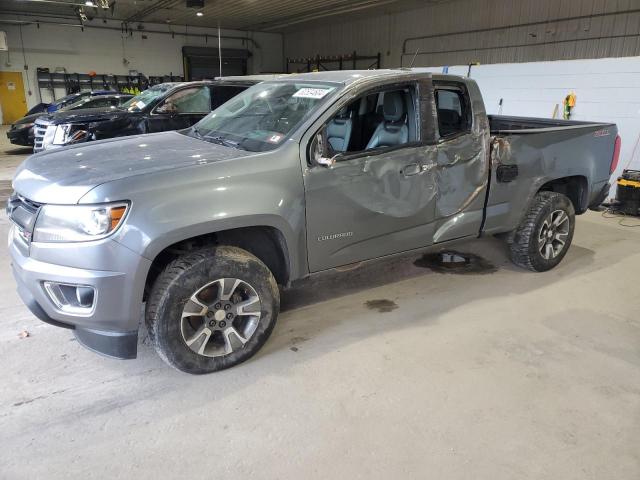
[408,48,419,68]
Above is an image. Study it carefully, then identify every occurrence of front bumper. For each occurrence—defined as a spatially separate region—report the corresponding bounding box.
[7,127,34,147]
[9,226,151,359]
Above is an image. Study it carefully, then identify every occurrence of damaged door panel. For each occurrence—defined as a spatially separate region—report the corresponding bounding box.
[305,144,438,271]
[431,81,490,242]
[303,76,440,272]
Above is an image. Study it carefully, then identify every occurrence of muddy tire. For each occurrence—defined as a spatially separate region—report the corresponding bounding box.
[146,246,280,374]
[509,191,575,272]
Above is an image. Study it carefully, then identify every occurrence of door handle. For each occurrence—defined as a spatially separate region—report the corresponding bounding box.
[402,163,421,177]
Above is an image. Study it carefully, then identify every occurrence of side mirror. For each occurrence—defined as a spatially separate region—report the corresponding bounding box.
[312,129,339,167]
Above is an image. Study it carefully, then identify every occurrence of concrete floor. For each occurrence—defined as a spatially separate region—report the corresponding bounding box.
[1,126,639,479]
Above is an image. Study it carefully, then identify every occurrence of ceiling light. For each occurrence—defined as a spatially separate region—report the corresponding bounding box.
[196,11,203,16]
[85,0,95,5]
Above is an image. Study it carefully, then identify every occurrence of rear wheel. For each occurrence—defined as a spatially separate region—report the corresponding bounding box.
[509,191,575,272]
[146,246,280,374]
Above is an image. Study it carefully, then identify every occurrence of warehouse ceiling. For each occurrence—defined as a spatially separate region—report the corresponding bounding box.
[0,0,445,31]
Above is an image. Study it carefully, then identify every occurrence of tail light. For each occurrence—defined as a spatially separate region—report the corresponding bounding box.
[610,135,621,175]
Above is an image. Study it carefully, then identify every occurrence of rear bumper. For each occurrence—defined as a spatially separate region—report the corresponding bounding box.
[9,226,151,359]
[588,181,612,210]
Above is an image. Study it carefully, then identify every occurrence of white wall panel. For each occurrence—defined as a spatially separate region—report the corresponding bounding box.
[0,20,283,109]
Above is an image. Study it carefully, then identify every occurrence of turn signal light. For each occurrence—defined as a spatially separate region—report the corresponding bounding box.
[110,206,127,231]
[611,135,621,175]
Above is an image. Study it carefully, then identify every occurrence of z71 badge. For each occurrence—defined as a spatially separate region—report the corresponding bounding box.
[593,128,610,137]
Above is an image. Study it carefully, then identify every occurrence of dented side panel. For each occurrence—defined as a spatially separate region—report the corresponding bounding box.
[301,74,442,272]
[483,123,618,234]
[431,79,490,243]
[304,144,439,271]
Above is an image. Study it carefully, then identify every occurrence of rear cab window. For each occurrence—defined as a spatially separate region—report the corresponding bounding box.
[434,83,472,139]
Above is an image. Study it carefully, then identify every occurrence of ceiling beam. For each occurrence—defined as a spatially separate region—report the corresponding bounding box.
[246,0,404,31]
[124,0,181,23]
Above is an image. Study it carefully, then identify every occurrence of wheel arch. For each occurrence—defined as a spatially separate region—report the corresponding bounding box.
[536,175,588,214]
[143,223,294,301]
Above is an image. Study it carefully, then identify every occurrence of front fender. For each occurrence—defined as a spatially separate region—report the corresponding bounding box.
[138,214,302,279]
[82,142,309,280]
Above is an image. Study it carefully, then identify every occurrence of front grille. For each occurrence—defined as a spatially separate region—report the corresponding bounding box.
[33,119,51,153]
[6,191,42,243]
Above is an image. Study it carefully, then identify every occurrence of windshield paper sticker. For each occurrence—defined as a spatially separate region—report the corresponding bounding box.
[293,88,333,99]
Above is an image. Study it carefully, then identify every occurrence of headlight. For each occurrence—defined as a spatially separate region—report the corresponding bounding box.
[52,124,69,145]
[33,202,129,243]
[49,124,90,146]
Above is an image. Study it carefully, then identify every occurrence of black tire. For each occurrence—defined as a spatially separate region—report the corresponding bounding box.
[146,246,280,374]
[509,191,575,272]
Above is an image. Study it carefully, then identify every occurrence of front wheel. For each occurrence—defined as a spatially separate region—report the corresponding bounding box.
[509,191,575,272]
[146,246,280,374]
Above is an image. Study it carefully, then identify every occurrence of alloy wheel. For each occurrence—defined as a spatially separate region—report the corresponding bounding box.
[538,209,570,260]
[180,278,262,357]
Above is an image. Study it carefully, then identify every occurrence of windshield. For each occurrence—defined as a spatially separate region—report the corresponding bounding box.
[54,93,81,106]
[59,98,93,111]
[122,84,173,112]
[191,81,339,152]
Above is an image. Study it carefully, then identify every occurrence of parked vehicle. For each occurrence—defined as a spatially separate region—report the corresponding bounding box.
[8,70,619,373]
[32,76,276,152]
[26,90,118,115]
[7,94,133,147]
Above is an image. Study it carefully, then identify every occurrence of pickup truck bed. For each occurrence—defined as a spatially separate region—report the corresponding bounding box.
[483,115,617,236]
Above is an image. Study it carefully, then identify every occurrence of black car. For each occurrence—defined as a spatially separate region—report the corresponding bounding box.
[32,76,277,152]
[8,94,133,147]
[26,90,119,116]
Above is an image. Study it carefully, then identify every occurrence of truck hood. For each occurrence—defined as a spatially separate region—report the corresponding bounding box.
[12,131,253,204]
[12,112,43,127]
[43,107,134,125]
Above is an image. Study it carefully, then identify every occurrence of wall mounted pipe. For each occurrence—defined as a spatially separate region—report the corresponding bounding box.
[401,7,640,61]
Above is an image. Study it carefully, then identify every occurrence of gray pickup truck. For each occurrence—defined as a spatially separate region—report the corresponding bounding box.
[7,69,620,374]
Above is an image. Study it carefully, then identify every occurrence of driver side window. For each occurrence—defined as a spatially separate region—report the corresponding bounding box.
[324,86,417,157]
[159,87,211,114]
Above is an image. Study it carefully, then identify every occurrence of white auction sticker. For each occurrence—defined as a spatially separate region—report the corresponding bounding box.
[293,87,333,99]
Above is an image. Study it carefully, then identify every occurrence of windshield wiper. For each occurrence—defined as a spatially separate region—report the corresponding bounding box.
[191,126,206,139]
[205,135,247,151]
